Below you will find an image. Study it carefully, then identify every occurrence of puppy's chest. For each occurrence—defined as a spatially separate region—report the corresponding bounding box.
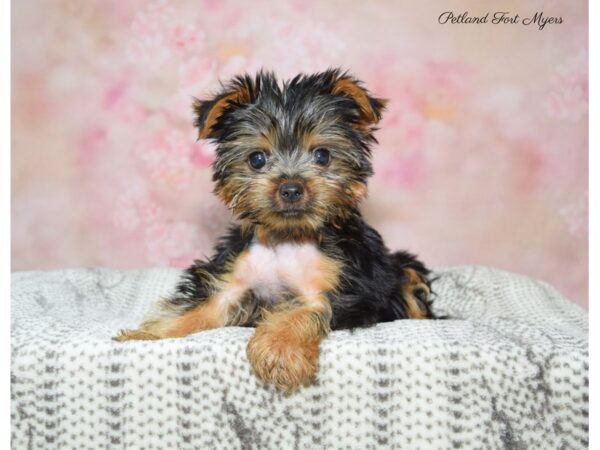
[232,243,336,297]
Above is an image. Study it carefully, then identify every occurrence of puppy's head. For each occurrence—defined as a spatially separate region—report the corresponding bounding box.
[193,69,386,235]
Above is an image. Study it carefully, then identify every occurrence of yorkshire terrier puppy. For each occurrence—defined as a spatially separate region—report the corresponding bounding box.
[114,68,434,392]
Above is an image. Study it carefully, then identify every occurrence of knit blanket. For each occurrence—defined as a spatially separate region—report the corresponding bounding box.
[11,265,588,450]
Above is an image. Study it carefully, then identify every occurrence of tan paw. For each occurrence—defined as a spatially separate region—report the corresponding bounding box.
[247,327,320,392]
[112,329,160,342]
[403,268,432,319]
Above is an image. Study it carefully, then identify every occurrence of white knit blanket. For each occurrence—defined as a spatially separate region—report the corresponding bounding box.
[11,265,588,450]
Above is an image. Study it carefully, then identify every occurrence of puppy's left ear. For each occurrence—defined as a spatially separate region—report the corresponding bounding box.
[192,75,257,140]
[329,70,387,128]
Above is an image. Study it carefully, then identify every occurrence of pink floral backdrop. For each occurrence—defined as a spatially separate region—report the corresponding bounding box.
[12,0,588,307]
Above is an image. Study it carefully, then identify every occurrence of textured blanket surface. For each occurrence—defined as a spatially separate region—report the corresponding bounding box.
[12,265,588,450]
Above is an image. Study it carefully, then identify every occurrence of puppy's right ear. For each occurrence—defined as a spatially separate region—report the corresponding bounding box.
[192,75,257,140]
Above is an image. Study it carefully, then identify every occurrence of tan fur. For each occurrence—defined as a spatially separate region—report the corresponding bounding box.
[304,253,342,295]
[300,127,358,154]
[247,303,331,392]
[348,181,368,202]
[156,250,256,336]
[246,250,339,391]
[115,70,428,394]
[331,77,387,125]
[115,241,341,392]
[112,329,160,341]
[253,225,320,246]
[242,174,353,237]
[195,86,252,139]
[402,268,430,319]
[112,297,228,341]
[113,251,251,341]
[113,246,342,346]
[162,300,227,337]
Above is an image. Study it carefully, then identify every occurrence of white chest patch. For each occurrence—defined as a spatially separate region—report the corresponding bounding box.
[232,243,326,299]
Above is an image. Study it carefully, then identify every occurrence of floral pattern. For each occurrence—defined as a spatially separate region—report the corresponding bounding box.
[12,0,588,307]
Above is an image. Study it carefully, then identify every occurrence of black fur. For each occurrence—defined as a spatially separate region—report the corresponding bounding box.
[175,68,434,328]
[174,216,434,329]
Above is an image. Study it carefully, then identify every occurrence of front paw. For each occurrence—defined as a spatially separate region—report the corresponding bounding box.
[112,329,160,342]
[247,327,320,392]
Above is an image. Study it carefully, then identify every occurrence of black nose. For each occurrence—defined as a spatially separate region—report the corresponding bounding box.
[279,182,304,203]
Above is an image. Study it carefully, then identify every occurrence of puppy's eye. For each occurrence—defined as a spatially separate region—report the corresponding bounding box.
[313,148,330,166]
[248,151,267,169]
